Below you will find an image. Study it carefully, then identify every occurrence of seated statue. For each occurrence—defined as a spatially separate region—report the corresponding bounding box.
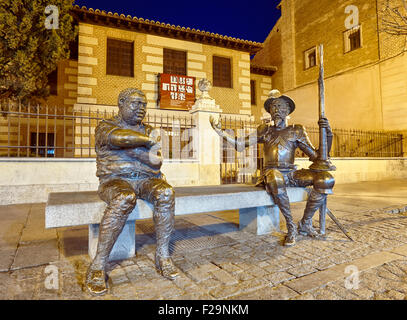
[210,89,335,247]
[86,88,179,296]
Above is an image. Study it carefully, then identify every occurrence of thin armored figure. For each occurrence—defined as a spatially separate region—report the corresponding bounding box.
[210,90,335,246]
[86,88,179,295]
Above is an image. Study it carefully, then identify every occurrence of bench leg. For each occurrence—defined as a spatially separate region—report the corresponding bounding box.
[239,205,280,235]
[88,221,136,261]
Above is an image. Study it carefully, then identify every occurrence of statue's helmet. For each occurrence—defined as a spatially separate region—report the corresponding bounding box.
[264,89,296,115]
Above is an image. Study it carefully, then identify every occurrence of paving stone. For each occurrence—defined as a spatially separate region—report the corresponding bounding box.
[174,292,213,300]
[373,289,405,300]
[263,263,287,273]
[109,273,130,286]
[199,263,220,273]
[211,268,238,285]
[209,284,241,299]
[285,251,402,294]
[11,240,59,270]
[235,271,255,281]
[351,287,375,299]
[313,288,342,300]
[172,274,200,291]
[186,267,212,283]
[0,272,17,299]
[235,285,297,300]
[157,286,184,299]
[325,283,358,299]
[312,258,336,271]
[237,278,269,294]
[0,248,16,272]
[264,271,296,286]
[218,262,243,274]
[198,277,222,290]
[292,292,315,300]
[286,264,319,278]
[246,265,268,277]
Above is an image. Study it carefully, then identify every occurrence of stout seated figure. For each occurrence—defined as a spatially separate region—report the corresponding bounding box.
[86,88,179,296]
[210,89,335,247]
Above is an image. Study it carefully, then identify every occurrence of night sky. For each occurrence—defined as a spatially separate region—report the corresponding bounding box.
[73,0,281,43]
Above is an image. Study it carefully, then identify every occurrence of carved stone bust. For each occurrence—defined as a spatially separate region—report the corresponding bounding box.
[197,79,214,100]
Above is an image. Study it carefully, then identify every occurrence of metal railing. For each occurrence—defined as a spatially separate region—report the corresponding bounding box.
[0,100,196,159]
[219,116,404,184]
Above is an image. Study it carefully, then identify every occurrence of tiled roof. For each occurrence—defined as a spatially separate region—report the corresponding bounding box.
[71,5,264,54]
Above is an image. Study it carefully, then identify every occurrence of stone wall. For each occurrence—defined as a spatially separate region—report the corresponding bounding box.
[249,73,273,121]
[1,157,407,205]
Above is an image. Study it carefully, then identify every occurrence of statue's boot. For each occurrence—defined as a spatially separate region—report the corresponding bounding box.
[271,192,297,246]
[86,192,135,296]
[153,187,179,280]
[85,269,108,296]
[298,189,326,237]
[155,255,179,280]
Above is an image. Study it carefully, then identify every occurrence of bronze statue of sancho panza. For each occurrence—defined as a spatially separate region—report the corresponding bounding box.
[210,89,335,247]
[86,88,179,295]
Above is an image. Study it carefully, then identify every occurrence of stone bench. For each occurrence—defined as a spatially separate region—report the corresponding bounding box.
[45,185,309,261]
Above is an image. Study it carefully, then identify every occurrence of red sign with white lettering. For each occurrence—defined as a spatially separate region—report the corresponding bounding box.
[159,74,196,110]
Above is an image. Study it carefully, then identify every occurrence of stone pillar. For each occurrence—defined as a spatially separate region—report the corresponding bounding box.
[190,79,223,185]
[88,221,136,261]
[239,206,280,235]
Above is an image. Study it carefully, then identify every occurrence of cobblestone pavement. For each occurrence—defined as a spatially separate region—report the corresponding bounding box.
[1,179,407,300]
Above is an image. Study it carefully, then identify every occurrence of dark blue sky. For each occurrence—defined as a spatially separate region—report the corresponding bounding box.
[73,0,281,43]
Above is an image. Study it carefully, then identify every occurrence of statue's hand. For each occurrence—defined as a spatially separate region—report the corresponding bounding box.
[318,117,333,136]
[209,115,223,135]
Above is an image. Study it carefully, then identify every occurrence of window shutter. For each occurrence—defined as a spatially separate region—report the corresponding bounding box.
[163,48,187,75]
[213,56,232,88]
[106,39,134,77]
[250,80,256,105]
[344,26,361,53]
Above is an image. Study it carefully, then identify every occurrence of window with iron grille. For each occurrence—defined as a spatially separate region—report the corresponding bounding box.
[163,48,187,75]
[106,38,134,77]
[213,56,232,88]
[344,26,362,53]
[304,47,317,70]
[250,80,256,105]
[48,68,58,95]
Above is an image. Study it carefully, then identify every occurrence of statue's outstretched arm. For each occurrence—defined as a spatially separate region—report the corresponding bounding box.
[209,116,257,152]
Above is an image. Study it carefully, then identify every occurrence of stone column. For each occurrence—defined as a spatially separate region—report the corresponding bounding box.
[190,79,223,185]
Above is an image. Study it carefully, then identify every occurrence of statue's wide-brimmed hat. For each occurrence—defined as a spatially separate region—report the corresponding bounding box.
[264,89,296,114]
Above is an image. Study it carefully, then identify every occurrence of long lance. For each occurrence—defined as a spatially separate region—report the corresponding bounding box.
[326,208,354,241]
[308,44,343,238]
[309,44,336,172]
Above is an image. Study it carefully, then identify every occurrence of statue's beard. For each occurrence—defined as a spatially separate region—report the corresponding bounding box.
[273,116,286,127]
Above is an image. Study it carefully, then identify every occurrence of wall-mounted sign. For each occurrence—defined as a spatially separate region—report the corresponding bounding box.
[159,73,196,110]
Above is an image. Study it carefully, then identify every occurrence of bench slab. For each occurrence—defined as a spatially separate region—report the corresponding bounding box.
[45,185,309,261]
[45,185,309,228]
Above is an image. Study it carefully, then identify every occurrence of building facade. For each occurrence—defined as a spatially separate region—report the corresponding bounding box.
[0,5,277,158]
[54,6,274,117]
[253,0,407,133]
